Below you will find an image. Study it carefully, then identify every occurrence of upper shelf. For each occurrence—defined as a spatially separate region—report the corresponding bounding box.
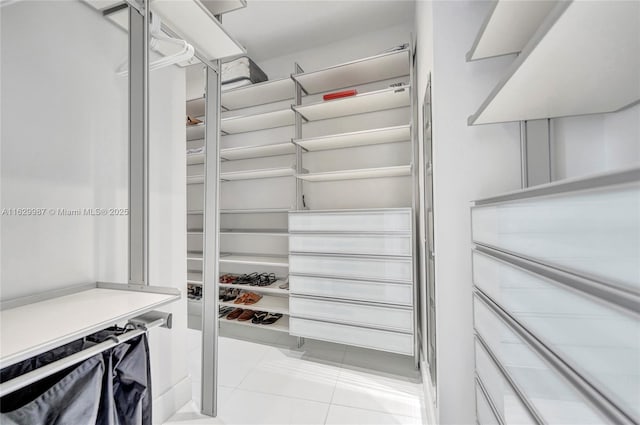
[220,142,295,161]
[0,282,180,368]
[466,1,558,61]
[200,0,246,16]
[187,124,205,142]
[292,49,410,95]
[221,78,294,110]
[293,85,411,122]
[151,0,245,61]
[297,165,412,182]
[220,166,297,181]
[293,125,411,152]
[469,1,640,125]
[186,97,205,118]
[221,109,295,134]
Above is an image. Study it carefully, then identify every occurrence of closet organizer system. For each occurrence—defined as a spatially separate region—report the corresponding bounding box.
[186,47,420,362]
[0,0,246,421]
[467,2,640,425]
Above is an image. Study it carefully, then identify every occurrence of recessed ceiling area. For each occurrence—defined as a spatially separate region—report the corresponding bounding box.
[221,0,415,62]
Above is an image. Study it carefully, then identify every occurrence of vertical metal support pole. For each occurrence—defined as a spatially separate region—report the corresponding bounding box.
[128,1,149,285]
[201,63,221,417]
[548,118,555,182]
[409,41,420,370]
[519,121,529,189]
[293,63,305,349]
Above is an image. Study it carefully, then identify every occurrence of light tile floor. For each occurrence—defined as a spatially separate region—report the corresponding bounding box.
[165,326,428,425]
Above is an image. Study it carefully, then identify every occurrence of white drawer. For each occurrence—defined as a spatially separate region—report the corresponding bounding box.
[290,275,413,306]
[476,383,500,425]
[475,340,536,425]
[290,317,414,355]
[289,254,412,283]
[290,233,412,256]
[290,296,413,333]
[289,209,411,233]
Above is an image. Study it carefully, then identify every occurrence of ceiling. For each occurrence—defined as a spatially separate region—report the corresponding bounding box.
[221,0,415,62]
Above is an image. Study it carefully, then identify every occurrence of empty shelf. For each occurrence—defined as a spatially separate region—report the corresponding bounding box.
[297,165,412,182]
[187,152,205,165]
[187,124,205,141]
[0,282,180,367]
[200,0,246,16]
[220,142,296,160]
[186,97,205,117]
[293,86,410,121]
[221,78,295,110]
[187,251,203,261]
[187,175,205,185]
[220,229,288,236]
[187,280,203,285]
[219,279,289,296]
[187,210,204,215]
[469,1,640,125]
[466,1,557,61]
[220,294,289,315]
[220,166,296,181]
[293,125,411,151]
[219,254,289,267]
[151,0,245,61]
[221,314,290,333]
[221,109,295,134]
[292,49,410,94]
[187,230,203,235]
[220,208,291,214]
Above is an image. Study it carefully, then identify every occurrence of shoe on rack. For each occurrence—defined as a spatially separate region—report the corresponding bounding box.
[237,310,255,322]
[219,306,234,318]
[226,308,244,320]
[242,292,262,305]
[251,311,268,324]
[257,273,277,287]
[261,313,283,325]
[237,272,259,285]
[186,116,202,126]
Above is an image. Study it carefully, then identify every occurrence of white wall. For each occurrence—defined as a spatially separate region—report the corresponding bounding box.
[0,1,189,422]
[426,1,522,423]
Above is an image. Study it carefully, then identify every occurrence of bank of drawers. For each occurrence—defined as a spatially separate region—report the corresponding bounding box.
[288,209,414,356]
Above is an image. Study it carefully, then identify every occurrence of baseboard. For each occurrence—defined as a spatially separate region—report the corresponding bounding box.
[420,358,438,425]
[152,375,192,424]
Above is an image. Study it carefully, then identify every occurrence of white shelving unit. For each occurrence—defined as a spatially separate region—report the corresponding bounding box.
[219,254,289,268]
[468,1,640,125]
[292,49,410,94]
[200,0,246,16]
[186,97,205,118]
[466,0,557,61]
[221,78,294,110]
[220,229,289,236]
[187,174,205,185]
[221,109,295,134]
[187,124,205,141]
[293,85,411,121]
[220,208,291,214]
[220,166,297,181]
[221,315,290,333]
[219,279,289,296]
[220,142,295,160]
[293,125,410,151]
[186,251,203,261]
[187,152,205,165]
[219,294,289,315]
[297,165,411,182]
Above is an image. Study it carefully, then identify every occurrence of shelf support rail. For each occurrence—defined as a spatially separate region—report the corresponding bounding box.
[0,311,172,398]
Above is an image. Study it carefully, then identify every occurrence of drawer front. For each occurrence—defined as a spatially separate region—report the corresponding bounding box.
[475,339,536,425]
[289,254,412,283]
[471,182,640,291]
[289,209,411,233]
[473,251,640,419]
[290,275,413,306]
[289,233,412,257]
[290,317,413,355]
[474,296,610,424]
[290,296,413,333]
[476,383,500,425]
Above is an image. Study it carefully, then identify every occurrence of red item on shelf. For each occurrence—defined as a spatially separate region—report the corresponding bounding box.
[323,89,357,101]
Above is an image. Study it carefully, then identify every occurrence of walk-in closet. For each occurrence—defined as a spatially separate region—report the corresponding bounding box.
[1,1,638,424]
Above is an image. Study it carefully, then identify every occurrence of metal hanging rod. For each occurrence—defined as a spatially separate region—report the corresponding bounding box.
[0,311,172,398]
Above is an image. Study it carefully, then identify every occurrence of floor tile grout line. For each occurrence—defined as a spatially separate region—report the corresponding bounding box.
[324,348,349,424]
[328,400,424,420]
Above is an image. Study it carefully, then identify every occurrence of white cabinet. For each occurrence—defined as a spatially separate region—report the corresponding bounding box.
[289,233,411,256]
[289,209,411,233]
[289,254,412,283]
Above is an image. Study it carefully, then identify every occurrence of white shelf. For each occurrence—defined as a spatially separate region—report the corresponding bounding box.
[297,165,411,182]
[293,125,410,152]
[219,279,289,296]
[221,78,295,110]
[187,210,204,214]
[187,153,205,165]
[220,229,289,236]
[187,230,203,235]
[221,314,289,333]
[292,49,410,95]
[220,166,297,181]
[220,208,291,214]
[469,1,640,125]
[219,253,289,267]
[221,109,295,134]
[151,0,245,61]
[200,0,246,16]
[466,1,557,61]
[187,251,203,261]
[293,86,410,122]
[220,142,296,160]
[220,294,289,315]
[186,97,205,118]
[187,175,204,185]
[187,124,205,141]
[0,283,180,367]
[187,280,203,285]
